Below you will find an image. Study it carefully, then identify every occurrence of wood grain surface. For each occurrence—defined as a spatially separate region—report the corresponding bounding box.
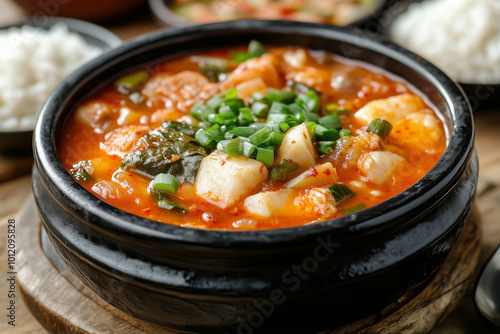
[1,1,500,333]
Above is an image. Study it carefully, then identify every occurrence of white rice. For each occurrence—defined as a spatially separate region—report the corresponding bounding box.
[0,24,102,131]
[390,0,500,84]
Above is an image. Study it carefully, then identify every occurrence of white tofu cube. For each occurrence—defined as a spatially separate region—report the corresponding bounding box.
[276,123,317,172]
[194,151,268,209]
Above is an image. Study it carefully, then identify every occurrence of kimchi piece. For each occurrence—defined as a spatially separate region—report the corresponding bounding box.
[58,41,446,230]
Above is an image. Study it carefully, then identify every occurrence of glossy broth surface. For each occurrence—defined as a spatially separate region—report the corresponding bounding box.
[58,45,446,230]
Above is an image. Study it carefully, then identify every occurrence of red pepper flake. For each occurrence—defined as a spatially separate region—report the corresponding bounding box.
[259,165,264,173]
[325,169,331,175]
[291,140,296,144]
[220,160,226,166]
[308,167,318,177]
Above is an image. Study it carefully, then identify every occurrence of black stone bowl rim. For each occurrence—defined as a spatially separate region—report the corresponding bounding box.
[0,16,122,154]
[148,0,389,29]
[34,20,474,248]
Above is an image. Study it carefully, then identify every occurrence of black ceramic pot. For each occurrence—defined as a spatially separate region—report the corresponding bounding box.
[33,20,477,334]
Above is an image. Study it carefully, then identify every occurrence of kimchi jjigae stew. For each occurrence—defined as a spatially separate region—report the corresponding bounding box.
[58,42,447,230]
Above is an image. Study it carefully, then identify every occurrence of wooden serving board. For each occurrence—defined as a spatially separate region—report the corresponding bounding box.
[16,195,481,334]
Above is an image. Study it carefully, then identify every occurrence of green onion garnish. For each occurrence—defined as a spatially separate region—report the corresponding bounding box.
[269,131,284,147]
[154,173,180,194]
[153,190,186,214]
[249,127,272,146]
[319,114,342,130]
[340,129,353,137]
[221,98,245,114]
[315,124,340,141]
[255,147,274,166]
[218,139,241,157]
[328,184,355,202]
[238,107,254,125]
[317,141,336,155]
[240,141,257,158]
[266,88,297,104]
[270,159,299,181]
[229,126,257,137]
[367,118,392,138]
[249,40,267,57]
[296,89,320,113]
[343,204,366,215]
[268,102,290,115]
[252,102,270,118]
[114,70,149,93]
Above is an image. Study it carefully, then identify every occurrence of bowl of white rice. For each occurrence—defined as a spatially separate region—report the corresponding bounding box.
[0,17,121,153]
[388,0,500,108]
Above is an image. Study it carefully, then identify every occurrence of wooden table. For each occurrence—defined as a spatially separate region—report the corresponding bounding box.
[1,1,500,333]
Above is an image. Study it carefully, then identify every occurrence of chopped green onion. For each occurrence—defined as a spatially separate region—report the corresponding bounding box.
[238,107,254,125]
[270,159,299,181]
[206,94,225,111]
[268,102,290,115]
[328,184,355,202]
[279,122,290,133]
[114,70,149,93]
[195,129,216,149]
[154,173,180,194]
[367,118,392,138]
[248,92,266,105]
[229,126,257,137]
[255,147,274,166]
[269,131,284,147]
[221,98,245,114]
[343,204,366,215]
[218,139,241,156]
[198,58,229,82]
[225,132,236,140]
[267,113,288,123]
[296,89,320,113]
[230,52,255,63]
[252,101,270,118]
[249,127,272,146]
[190,103,212,121]
[266,88,297,104]
[340,129,353,137]
[213,112,237,125]
[323,103,340,114]
[303,112,320,124]
[250,122,267,130]
[317,141,336,155]
[240,141,257,158]
[319,114,342,130]
[315,124,340,141]
[248,40,266,57]
[153,190,186,214]
[306,121,316,137]
[225,87,238,99]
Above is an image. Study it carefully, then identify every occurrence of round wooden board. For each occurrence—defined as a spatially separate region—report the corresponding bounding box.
[17,195,481,334]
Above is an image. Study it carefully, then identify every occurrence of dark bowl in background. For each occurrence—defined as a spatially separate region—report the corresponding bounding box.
[33,20,477,334]
[0,16,121,154]
[149,0,390,31]
[13,0,148,23]
[377,0,500,110]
